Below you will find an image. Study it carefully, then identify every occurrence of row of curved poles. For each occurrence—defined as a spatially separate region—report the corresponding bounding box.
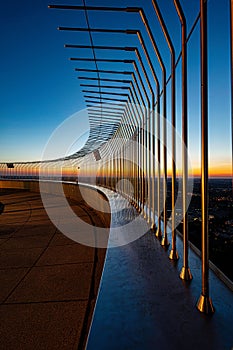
[1,0,233,315]
[47,0,213,315]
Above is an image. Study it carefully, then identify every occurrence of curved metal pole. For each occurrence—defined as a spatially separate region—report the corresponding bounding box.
[124,108,138,202]
[50,3,169,242]
[66,38,158,223]
[124,104,139,204]
[79,69,135,193]
[119,113,133,199]
[174,0,192,281]
[129,8,168,245]
[129,77,146,208]
[62,26,163,235]
[81,87,140,205]
[127,95,144,209]
[196,0,214,315]
[70,36,161,231]
[133,33,160,233]
[132,49,154,224]
[129,60,150,216]
[70,53,146,209]
[125,86,145,206]
[152,0,178,258]
[127,30,161,232]
[110,58,151,217]
[83,69,144,208]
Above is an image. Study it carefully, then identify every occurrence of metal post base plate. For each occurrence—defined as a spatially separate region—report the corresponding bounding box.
[169,249,179,260]
[150,223,156,232]
[161,236,170,247]
[196,294,215,315]
[179,266,193,281]
[155,228,162,239]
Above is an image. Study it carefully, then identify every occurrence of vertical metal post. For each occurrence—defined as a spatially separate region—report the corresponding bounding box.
[115,151,117,190]
[118,145,121,192]
[109,153,111,189]
[112,153,114,190]
[131,58,152,218]
[143,109,147,215]
[142,101,148,219]
[136,128,139,206]
[174,0,192,280]
[135,31,160,232]
[108,153,110,188]
[152,0,178,259]
[123,143,125,196]
[147,105,152,224]
[140,118,143,212]
[169,48,178,259]
[161,71,169,247]
[129,29,162,237]
[138,11,168,246]
[128,80,145,208]
[151,105,155,231]
[101,158,104,187]
[230,0,233,191]
[112,151,114,190]
[196,0,214,314]
[156,99,162,239]
[135,128,138,207]
[114,152,117,191]
[120,146,123,195]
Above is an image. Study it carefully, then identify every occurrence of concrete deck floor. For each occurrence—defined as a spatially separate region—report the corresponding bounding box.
[1,185,233,350]
[0,189,107,350]
[86,188,233,350]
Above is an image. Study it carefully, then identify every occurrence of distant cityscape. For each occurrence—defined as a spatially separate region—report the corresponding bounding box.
[176,178,233,281]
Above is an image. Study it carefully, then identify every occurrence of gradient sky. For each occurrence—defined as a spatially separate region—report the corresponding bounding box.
[0,0,232,176]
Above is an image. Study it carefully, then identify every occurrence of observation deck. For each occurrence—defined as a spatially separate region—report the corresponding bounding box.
[0,181,232,349]
[1,0,233,349]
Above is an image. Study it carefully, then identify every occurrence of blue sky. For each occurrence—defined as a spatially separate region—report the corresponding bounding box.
[0,0,232,175]
[0,0,87,162]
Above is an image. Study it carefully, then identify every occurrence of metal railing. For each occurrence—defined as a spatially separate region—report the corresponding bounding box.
[1,0,233,315]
